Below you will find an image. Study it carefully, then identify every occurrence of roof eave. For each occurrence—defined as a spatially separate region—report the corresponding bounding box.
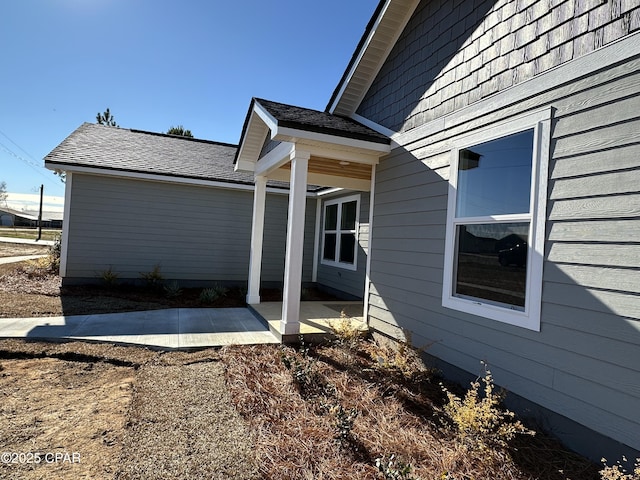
[326,0,421,117]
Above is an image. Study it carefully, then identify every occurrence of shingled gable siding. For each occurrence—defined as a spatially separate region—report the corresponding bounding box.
[316,192,370,299]
[357,0,640,132]
[64,174,316,285]
[357,3,640,458]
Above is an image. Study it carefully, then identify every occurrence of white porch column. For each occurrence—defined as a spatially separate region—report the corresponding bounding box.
[246,175,267,304]
[281,149,310,335]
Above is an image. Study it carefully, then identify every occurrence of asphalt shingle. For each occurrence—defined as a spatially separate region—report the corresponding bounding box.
[255,98,390,144]
[44,123,253,185]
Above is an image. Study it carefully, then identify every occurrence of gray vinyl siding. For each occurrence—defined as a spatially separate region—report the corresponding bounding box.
[366,49,640,452]
[316,193,370,298]
[357,0,640,133]
[65,174,315,284]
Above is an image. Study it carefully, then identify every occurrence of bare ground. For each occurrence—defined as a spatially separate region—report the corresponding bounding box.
[0,341,257,480]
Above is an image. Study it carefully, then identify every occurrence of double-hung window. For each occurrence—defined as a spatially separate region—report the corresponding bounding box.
[442,108,551,331]
[322,195,359,270]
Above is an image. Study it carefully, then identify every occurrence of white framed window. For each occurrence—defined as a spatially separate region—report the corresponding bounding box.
[321,194,360,271]
[442,108,551,331]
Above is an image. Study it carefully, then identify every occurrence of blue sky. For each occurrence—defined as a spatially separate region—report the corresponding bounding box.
[0,0,378,198]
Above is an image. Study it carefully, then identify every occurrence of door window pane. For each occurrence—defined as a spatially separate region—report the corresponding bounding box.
[325,204,337,230]
[339,233,356,263]
[454,222,529,309]
[340,201,357,230]
[323,234,336,261]
[456,130,534,217]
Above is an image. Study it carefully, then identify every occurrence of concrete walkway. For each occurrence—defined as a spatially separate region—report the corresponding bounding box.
[0,254,47,265]
[0,236,55,246]
[0,308,280,349]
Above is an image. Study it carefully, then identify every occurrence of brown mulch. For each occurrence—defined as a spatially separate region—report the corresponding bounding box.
[223,342,602,480]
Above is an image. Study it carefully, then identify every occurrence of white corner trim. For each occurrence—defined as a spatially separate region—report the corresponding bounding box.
[312,197,322,283]
[363,164,376,324]
[59,171,73,277]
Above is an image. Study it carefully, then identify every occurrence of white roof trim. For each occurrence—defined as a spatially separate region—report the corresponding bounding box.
[328,0,421,116]
[44,162,317,197]
[328,0,392,114]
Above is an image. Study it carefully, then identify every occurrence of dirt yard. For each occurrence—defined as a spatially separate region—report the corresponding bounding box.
[0,341,258,480]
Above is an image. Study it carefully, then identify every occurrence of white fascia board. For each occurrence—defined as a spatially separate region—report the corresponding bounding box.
[350,112,399,149]
[254,141,295,177]
[234,159,255,172]
[45,163,296,196]
[328,0,421,116]
[235,111,269,172]
[253,101,279,138]
[275,126,390,154]
[300,143,382,165]
[267,168,371,191]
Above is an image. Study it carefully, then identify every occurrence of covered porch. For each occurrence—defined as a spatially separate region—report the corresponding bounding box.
[251,300,366,343]
[234,98,391,341]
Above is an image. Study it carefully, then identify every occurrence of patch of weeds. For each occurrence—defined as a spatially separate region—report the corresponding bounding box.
[364,331,429,379]
[98,266,119,286]
[140,264,164,288]
[600,457,640,480]
[440,361,534,450]
[47,234,61,274]
[18,257,56,278]
[330,310,367,349]
[329,403,358,445]
[199,284,228,304]
[163,280,182,299]
[375,454,417,480]
[280,343,323,398]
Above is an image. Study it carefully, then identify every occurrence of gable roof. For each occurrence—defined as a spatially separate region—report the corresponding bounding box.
[326,0,420,116]
[255,98,390,144]
[234,97,390,170]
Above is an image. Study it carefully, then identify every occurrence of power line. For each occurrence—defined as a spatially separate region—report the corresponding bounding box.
[0,140,60,188]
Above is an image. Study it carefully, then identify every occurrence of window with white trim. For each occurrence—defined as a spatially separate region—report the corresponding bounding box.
[442,109,551,331]
[321,195,360,271]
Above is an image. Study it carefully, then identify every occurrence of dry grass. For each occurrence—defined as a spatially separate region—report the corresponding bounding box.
[0,337,603,480]
[223,340,601,480]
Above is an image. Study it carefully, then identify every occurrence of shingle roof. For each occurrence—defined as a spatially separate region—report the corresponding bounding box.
[44,123,254,184]
[255,98,390,144]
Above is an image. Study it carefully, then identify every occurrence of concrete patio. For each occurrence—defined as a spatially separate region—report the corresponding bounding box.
[0,302,366,349]
[0,308,279,349]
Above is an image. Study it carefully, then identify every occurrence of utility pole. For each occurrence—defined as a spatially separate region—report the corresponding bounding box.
[37,184,43,241]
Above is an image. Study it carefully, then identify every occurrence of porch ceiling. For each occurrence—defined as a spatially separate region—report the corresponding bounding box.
[282,156,372,180]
